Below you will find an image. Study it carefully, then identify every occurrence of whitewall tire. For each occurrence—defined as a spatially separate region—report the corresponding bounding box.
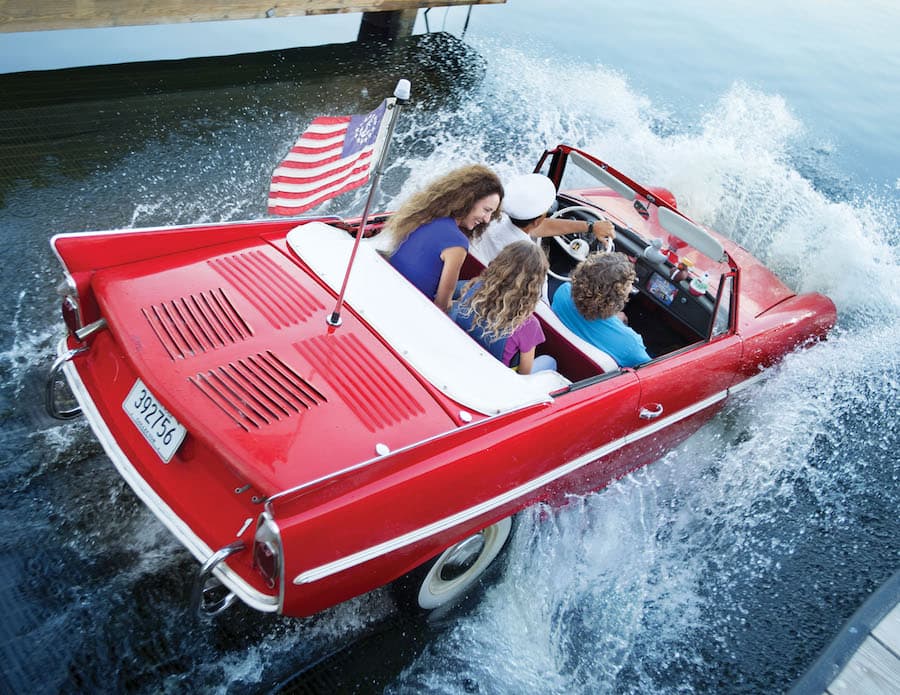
[394,517,514,613]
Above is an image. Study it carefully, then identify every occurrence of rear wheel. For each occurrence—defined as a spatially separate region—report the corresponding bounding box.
[393,517,514,614]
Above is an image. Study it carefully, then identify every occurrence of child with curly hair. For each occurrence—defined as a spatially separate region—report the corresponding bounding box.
[451,241,556,375]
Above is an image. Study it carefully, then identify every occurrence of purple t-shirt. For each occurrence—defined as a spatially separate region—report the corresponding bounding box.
[389,217,468,300]
[502,314,545,366]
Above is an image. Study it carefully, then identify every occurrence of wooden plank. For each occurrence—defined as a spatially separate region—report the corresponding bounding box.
[873,603,900,656]
[826,636,900,695]
[0,0,505,33]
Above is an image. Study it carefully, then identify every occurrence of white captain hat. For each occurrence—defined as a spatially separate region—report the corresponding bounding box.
[502,173,556,219]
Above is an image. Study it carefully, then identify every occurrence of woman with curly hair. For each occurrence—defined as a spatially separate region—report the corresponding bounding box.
[551,252,651,368]
[387,164,503,311]
[451,241,556,375]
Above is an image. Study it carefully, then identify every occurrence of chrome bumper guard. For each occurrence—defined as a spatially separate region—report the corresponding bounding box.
[190,541,247,618]
[46,318,108,420]
[46,346,89,419]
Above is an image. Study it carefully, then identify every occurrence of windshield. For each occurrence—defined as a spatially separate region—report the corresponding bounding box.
[539,146,737,339]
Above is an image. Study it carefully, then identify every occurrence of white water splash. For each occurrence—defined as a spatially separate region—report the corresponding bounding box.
[1,290,58,396]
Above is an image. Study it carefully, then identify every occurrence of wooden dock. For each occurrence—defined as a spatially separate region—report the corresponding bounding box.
[0,1,503,34]
[790,569,900,694]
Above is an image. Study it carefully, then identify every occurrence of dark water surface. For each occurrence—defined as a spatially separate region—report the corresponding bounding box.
[1,2,899,693]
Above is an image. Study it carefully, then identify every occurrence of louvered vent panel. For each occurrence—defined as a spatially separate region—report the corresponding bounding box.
[189,351,326,431]
[142,288,252,360]
[299,334,426,433]
[209,250,324,329]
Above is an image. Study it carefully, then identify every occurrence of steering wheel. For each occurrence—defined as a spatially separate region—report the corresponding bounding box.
[546,205,615,281]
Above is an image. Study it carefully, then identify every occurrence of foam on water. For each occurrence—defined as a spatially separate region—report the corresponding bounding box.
[387,335,899,693]
[1,309,55,400]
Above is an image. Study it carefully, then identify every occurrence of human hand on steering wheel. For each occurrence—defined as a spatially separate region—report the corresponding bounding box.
[543,205,618,282]
[590,220,616,252]
[549,205,616,260]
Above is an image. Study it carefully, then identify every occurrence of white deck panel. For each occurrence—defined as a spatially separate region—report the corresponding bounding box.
[287,222,566,415]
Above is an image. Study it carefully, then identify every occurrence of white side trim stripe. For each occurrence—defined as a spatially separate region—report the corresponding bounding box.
[293,390,728,584]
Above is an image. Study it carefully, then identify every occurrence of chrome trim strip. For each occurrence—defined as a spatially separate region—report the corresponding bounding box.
[727,369,769,394]
[56,338,279,613]
[293,390,729,585]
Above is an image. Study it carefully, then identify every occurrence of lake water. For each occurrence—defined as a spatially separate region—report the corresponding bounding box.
[1,2,898,693]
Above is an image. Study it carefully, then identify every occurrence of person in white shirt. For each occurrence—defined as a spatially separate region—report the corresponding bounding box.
[469,173,616,265]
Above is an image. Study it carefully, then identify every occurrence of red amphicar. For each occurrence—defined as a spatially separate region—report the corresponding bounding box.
[46,143,836,619]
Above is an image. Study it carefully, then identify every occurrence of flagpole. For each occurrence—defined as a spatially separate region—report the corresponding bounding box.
[327,79,411,329]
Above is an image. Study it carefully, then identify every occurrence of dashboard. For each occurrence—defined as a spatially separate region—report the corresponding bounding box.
[548,198,716,340]
[632,263,713,338]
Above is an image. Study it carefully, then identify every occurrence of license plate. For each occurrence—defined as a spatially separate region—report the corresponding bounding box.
[123,379,187,463]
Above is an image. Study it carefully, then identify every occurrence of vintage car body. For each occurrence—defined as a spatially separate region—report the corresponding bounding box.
[46,145,836,618]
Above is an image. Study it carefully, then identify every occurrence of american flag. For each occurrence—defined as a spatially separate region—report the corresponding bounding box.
[268,99,389,216]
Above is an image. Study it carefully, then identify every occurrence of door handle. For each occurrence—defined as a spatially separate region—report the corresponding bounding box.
[639,403,664,420]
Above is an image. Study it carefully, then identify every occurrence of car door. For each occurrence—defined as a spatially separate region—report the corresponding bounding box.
[630,270,742,464]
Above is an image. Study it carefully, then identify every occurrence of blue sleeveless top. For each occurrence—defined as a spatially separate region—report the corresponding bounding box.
[389,217,468,299]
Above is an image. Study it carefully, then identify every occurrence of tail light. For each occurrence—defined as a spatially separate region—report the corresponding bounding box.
[253,513,282,590]
[57,277,83,336]
[57,275,107,343]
